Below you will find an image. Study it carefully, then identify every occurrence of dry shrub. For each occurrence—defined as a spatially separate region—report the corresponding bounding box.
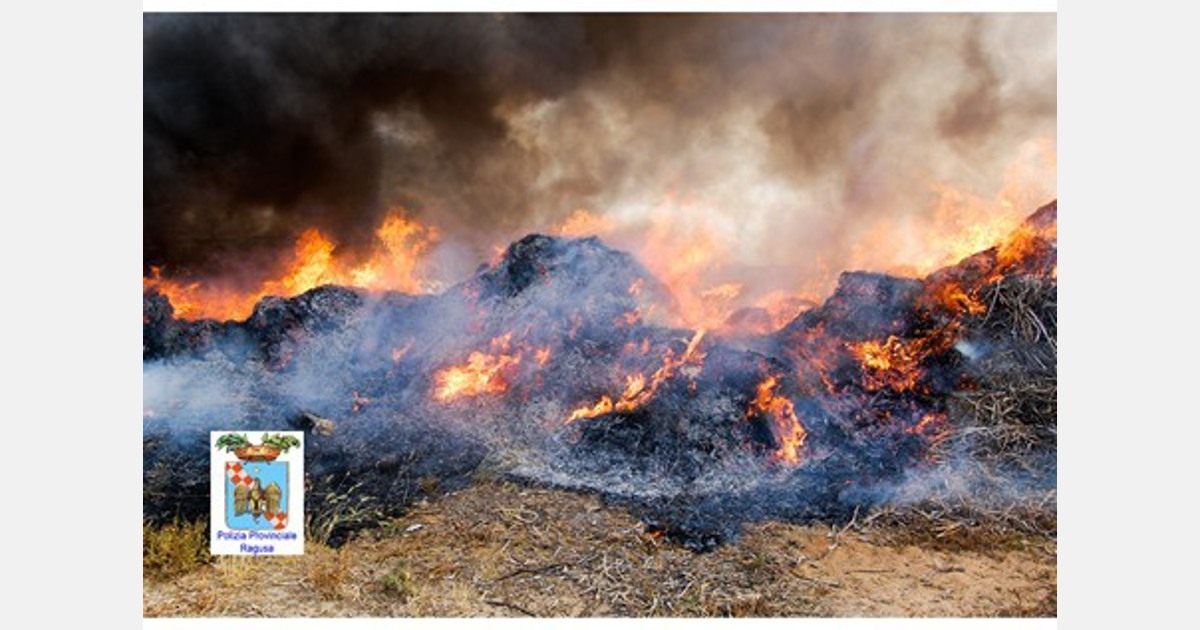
[305,546,351,600]
[378,559,417,602]
[143,519,210,580]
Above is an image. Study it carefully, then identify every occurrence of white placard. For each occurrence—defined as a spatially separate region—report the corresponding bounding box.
[209,431,305,555]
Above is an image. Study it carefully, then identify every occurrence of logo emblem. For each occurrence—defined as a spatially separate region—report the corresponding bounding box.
[210,431,304,555]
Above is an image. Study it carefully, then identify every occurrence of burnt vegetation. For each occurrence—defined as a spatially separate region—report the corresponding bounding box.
[144,202,1057,550]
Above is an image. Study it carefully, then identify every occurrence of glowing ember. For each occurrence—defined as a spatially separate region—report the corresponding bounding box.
[391,340,414,363]
[352,390,371,413]
[907,411,946,435]
[848,336,926,392]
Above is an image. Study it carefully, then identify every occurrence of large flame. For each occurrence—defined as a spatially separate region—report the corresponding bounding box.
[542,138,1055,335]
[148,138,1051,331]
[849,137,1056,281]
[144,209,436,321]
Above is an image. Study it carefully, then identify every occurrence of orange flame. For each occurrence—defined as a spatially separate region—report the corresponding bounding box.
[747,376,807,465]
[847,138,1056,281]
[996,217,1056,270]
[566,330,707,424]
[929,282,986,316]
[906,411,947,436]
[847,336,926,392]
[348,213,438,292]
[432,334,522,402]
[559,208,616,237]
[144,208,437,321]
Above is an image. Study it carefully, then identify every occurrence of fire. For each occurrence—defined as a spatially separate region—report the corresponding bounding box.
[566,330,707,424]
[432,334,522,402]
[847,138,1056,280]
[758,291,818,331]
[847,336,926,392]
[622,338,652,355]
[907,411,946,436]
[347,213,438,293]
[642,205,734,329]
[996,218,1056,270]
[540,149,1048,333]
[621,373,647,399]
[391,340,414,363]
[144,208,437,321]
[567,396,615,423]
[352,390,371,413]
[143,268,206,319]
[535,347,552,366]
[747,376,807,465]
[552,197,751,330]
[559,208,616,237]
[565,372,649,423]
[618,309,644,327]
[929,282,986,316]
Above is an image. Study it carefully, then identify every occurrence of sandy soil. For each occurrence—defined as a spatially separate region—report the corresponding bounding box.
[144,481,1056,617]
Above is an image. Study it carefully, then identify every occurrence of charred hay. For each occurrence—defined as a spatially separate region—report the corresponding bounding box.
[143,205,1058,549]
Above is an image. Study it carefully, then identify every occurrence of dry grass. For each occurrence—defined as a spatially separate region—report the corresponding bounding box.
[305,480,389,546]
[144,481,1055,617]
[952,275,1057,467]
[900,274,1058,543]
[143,518,211,581]
[305,545,352,600]
[860,501,1057,554]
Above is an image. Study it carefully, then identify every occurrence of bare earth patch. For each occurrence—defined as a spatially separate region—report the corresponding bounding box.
[144,481,1056,617]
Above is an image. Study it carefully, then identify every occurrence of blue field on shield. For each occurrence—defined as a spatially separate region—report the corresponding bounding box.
[225,460,289,530]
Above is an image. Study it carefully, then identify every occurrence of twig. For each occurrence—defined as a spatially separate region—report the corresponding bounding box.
[484,599,537,616]
[495,562,567,582]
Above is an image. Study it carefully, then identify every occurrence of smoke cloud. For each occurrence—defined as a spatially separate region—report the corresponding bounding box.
[144,13,1056,292]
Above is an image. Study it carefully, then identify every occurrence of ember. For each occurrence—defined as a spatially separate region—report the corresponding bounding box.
[144,197,1056,548]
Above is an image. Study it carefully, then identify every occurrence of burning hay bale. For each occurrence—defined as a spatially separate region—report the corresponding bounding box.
[143,202,1058,549]
[862,205,1057,539]
[942,274,1057,480]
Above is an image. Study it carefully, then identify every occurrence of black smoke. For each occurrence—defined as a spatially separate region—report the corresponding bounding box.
[144,14,1056,282]
[144,13,595,272]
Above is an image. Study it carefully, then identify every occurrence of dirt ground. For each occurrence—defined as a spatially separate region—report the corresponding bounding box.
[143,481,1056,617]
